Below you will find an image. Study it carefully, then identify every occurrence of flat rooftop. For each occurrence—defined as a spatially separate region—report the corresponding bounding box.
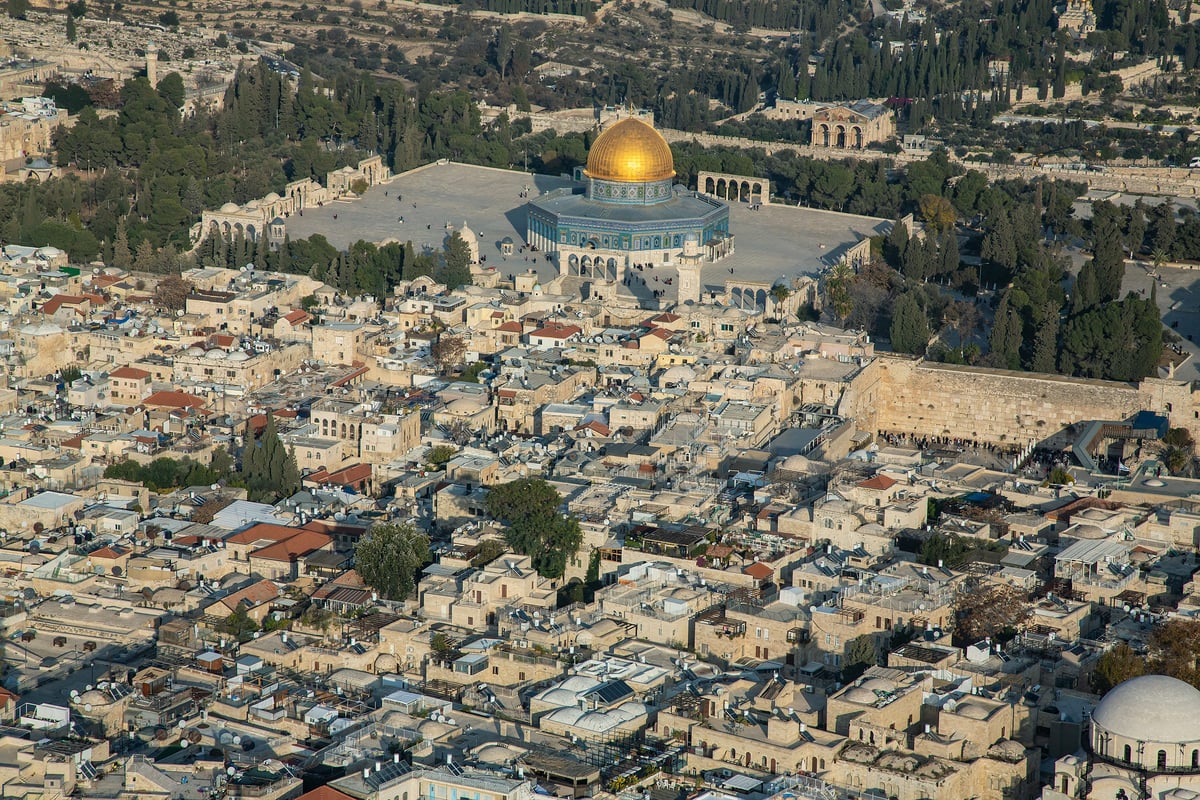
[285,162,887,300]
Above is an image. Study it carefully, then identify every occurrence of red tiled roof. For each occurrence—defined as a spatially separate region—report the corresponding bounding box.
[743,562,774,580]
[297,787,356,800]
[311,463,372,487]
[857,475,897,490]
[90,546,123,559]
[217,579,279,610]
[573,420,611,436]
[497,321,523,333]
[283,309,311,325]
[530,322,581,339]
[646,328,672,340]
[251,531,332,563]
[40,294,87,316]
[110,366,151,380]
[226,523,306,545]
[144,391,206,410]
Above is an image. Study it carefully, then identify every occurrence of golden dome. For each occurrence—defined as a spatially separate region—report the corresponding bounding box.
[584,118,676,183]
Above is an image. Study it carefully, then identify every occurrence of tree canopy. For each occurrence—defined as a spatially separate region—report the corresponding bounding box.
[484,478,583,579]
[354,522,430,601]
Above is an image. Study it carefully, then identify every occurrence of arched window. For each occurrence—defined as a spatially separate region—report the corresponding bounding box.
[1193,750,1198,768]
[1124,744,1131,762]
[1158,750,1168,770]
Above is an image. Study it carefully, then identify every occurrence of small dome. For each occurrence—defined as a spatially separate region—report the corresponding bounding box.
[660,365,697,386]
[204,349,226,360]
[844,687,877,704]
[184,347,205,357]
[77,689,111,707]
[1093,675,1200,744]
[263,192,281,202]
[446,398,482,415]
[245,199,261,209]
[781,454,815,473]
[955,702,992,720]
[584,118,675,184]
[219,202,240,213]
[1071,524,1108,539]
[226,350,250,362]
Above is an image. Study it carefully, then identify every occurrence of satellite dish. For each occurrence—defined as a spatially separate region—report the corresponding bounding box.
[227,767,237,776]
[84,704,92,712]
[232,735,242,745]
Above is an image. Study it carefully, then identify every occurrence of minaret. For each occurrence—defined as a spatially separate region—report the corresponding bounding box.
[676,235,704,305]
[146,41,159,87]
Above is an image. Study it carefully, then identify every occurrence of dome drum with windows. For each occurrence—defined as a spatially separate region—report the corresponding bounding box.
[582,118,678,206]
[524,116,730,267]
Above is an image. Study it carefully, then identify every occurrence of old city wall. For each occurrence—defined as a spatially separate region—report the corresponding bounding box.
[850,356,1198,446]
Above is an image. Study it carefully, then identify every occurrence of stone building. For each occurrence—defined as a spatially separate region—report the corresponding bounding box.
[810,101,896,149]
[1048,674,1200,800]
[526,117,732,282]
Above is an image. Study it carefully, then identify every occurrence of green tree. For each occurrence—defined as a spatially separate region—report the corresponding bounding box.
[438,231,473,290]
[6,0,29,19]
[988,292,1023,370]
[427,444,457,467]
[1092,642,1146,695]
[157,73,185,109]
[243,415,301,501]
[918,194,956,234]
[112,221,132,270]
[1030,303,1060,373]
[219,606,259,643]
[842,634,878,682]
[354,522,430,602]
[824,260,855,324]
[485,478,582,579]
[66,13,77,42]
[889,292,930,355]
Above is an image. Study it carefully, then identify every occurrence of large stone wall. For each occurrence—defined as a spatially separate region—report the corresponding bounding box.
[854,356,1198,447]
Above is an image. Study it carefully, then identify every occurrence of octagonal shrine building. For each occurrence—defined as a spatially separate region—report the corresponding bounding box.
[525,117,732,284]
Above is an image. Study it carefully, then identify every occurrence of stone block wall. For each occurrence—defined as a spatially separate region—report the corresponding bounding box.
[859,357,1198,446]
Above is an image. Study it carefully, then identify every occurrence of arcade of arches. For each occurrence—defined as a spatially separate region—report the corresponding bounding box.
[698,172,769,204]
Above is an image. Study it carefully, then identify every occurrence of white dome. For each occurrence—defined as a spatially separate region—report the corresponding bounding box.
[226,350,250,362]
[219,202,240,213]
[660,365,696,386]
[1093,675,1200,744]
[184,347,205,357]
[204,349,227,360]
[263,192,281,202]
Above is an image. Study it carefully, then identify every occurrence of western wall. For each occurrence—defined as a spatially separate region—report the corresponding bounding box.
[846,356,1200,447]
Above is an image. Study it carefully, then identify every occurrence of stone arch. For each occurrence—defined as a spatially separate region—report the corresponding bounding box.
[755,288,768,310]
[580,255,593,271]
[741,181,751,200]
[818,124,830,147]
[705,176,715,194]
[716,178,726,199]
[731,286,743,308]
[835,125,847,148]
[606,257,618,280]
[568,254,580,274]
[222,221,232,238]
[852,126,864,148]
[246,224,257,241]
